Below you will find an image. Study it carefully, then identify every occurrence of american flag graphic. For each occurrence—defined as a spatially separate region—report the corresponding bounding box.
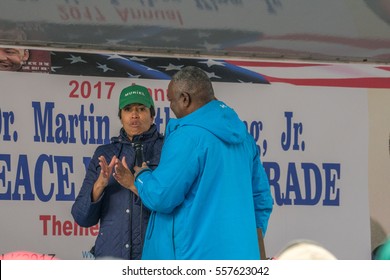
[50,51,270,84]
[50,51,390,89]
[226,60,390,89]
[0,49,371,89]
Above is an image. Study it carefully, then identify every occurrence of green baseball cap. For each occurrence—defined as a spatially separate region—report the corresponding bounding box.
[119,84,154,109]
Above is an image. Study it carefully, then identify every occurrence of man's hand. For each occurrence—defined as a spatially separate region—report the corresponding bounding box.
[134,162,149,177]
[113,156,133,188]
[113,156,138,195]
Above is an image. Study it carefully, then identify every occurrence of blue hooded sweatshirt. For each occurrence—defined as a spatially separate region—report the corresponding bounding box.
[135,100,273,260]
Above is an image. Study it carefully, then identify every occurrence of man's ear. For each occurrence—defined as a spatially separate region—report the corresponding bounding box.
[181,92,191,107]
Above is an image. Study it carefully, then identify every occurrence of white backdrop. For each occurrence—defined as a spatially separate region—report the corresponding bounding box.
[0,54,378,260]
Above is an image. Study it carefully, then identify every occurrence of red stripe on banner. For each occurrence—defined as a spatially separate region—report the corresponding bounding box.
[376,66,390,72]
[262,75,390,89]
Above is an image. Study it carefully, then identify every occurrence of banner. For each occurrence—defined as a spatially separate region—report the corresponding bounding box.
[1,0,389,62]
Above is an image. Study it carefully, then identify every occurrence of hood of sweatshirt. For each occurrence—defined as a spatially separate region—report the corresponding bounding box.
[165,100,247,145]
